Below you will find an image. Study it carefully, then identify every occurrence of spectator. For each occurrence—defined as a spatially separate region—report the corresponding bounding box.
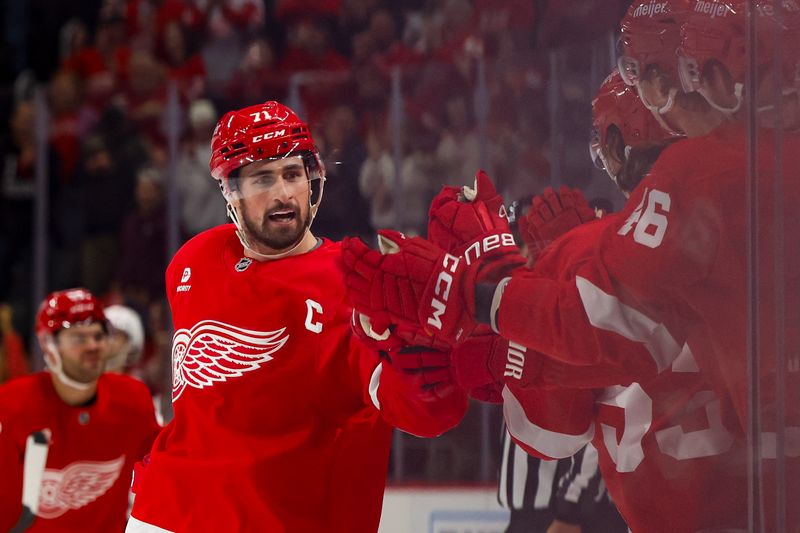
[0,304,29,384]
[177,99,227,236]
[312,104,372,239]
[435,94,480,187]
[157,20,206,101]
[358,125,395,230]
[48,69,84,182]
[124,50,167,144]
[116,166,167,309]
[225,38,287,108]
[75,134,134,295]
[201,0,265,95]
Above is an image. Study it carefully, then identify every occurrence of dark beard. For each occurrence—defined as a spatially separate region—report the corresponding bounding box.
[241,202,310,251]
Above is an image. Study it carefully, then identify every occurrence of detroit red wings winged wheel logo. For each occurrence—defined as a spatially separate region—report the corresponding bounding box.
[37,455,125,519]
[172,320,289,401]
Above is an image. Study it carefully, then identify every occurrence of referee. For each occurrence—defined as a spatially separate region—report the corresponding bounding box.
[498,428,628,533]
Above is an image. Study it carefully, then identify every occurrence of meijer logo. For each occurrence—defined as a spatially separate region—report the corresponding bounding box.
[694,0,731,18]
[633,0,668,17]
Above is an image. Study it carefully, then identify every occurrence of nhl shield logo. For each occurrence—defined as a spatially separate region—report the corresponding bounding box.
[235,258,253,272]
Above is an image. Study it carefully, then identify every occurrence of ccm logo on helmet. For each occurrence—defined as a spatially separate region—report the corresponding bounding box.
[252,130,286,143]
[464,233,516,266]
[694,0,732,18]
[633,0,668,17]
[427,254,461,332]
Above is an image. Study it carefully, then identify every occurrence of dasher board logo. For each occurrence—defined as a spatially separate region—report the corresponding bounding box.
[172,320,289,401]
[37,455,125,519]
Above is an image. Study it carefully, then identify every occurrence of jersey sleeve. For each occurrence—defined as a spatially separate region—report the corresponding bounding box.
[501,382,595,461]
[495,259,686,383]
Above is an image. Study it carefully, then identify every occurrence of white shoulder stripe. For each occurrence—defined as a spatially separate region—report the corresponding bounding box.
[575,276,682,373]
[502,386,594,459]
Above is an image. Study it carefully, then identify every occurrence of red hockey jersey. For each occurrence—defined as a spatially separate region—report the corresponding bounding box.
[497,126,800,531]
[130,225,467,533]
[0,372,159,532]
[498,213,746,532]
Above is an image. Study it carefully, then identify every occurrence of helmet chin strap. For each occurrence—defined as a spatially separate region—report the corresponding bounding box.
[44,337,94,391]
[637,84,682,134]
[697,82,743,115]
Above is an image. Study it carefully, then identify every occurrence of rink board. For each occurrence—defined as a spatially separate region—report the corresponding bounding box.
[378,486,508,533]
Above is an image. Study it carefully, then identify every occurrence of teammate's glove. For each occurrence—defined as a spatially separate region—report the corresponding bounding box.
[427,170,525,282]
[351,311,456,402]
[343,230,482,344]
[518,186,596,262]
[386,346,456,402]
[352,310,502,402]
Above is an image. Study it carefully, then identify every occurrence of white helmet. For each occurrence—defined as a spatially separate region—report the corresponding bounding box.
[104,305,145,370]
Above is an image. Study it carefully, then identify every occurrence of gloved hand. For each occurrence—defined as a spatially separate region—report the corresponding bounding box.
[352,308,503,403]
[386,345,456,402]
[427,170,525,282]
[351,310,456,402]
[518,186,596,262]
[342,230,479,344]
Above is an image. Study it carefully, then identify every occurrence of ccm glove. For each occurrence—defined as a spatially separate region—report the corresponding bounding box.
[342,230,477,344]
[428,170,525,282]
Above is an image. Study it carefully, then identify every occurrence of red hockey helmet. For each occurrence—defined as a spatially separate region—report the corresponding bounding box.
[618,0,692,87]
[35,288,107,337]
[678,1,746,97]
[592,72,676,150]
[209,101,320,182]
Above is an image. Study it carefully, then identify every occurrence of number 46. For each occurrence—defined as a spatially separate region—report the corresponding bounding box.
[618,188,671,248]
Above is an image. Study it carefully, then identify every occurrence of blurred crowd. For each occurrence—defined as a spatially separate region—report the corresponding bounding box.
[0,0,627,398]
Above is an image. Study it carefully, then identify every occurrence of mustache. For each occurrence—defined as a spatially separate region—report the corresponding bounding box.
[266,202,300,216]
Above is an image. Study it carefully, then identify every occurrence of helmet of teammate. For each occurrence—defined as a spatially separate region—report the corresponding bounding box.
[36,288,107,337]
[618,0,691,87]
[209,101,326,257]
[618,0,692,130]
[590,71,681,181]
[678,0,747,113]
[592,72,676,150]
[35,288,108,390]
[104,304,145,370]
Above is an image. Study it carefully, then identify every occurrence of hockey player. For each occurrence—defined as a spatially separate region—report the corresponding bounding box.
[341,1,800,530]
[0,288,160,532]
[126,101,467,533]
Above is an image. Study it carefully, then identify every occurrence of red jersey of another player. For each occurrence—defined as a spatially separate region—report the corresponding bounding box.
[130,225,466,533]
[501,211,748,533]
[0,372,159,532]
